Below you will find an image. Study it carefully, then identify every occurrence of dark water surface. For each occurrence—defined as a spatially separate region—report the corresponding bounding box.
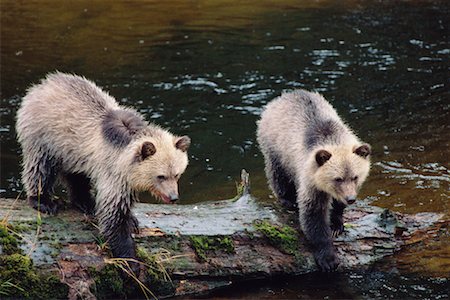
[1,0,449,298]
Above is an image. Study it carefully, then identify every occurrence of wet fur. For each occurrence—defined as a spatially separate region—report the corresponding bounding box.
[257,90,371,271]
[16,72,189,262]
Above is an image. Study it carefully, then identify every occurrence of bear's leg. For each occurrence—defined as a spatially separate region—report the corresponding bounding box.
[105,211,140,275]
[299,190,338,272]
[129,213,140,234]
[102,213,136,258]
[22,148,60,215]
[64,173,96,215]
[96,191,139,274]
[330,199,345,237]
[266,153,297,210]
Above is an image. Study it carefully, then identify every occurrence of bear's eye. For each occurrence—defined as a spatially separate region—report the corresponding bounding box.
[157,175,167,180]
[335,177,344,183]
[352,176,358,181]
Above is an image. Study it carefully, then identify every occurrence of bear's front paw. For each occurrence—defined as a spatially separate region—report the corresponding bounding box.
[330,219,344,238]
[315,248,339,272]
[28,196,59,215]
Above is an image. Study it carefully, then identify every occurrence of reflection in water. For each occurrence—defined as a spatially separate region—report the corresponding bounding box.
[1,0,449,297]
[210,270,449,299]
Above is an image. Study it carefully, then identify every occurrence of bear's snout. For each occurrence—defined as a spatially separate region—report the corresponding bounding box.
[169,193,179,203]
[345,195,356,205]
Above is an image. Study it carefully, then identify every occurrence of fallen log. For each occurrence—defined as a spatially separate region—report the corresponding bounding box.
[0,170,445,299]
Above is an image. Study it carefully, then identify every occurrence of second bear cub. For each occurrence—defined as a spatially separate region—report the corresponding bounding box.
[257,90,371,271]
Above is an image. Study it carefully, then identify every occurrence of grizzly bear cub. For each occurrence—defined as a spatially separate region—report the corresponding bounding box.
[257,90,371,271]
[16,72,191,263]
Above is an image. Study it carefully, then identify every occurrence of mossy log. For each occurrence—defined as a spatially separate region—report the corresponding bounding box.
[0,170,446,299]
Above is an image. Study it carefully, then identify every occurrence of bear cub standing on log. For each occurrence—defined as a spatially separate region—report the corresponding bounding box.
[257,90,371,271]
[16,72,191,262]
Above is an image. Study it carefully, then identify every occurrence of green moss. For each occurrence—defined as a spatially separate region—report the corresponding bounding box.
[8,224,31,233]
[0,253,68,299]
[190,236,235,261]
[253,220,299,256]
[0,225,21,255]
[89,247,176,299]
[136,246,163,280]
[89,264,125,300]
[0,254,36,297]
[0,223,68,299]
[136,247,175,295]
[170,255,191,270]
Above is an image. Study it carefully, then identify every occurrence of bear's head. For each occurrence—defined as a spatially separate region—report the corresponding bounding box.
[313,144,371,205]
[129,134,190,204]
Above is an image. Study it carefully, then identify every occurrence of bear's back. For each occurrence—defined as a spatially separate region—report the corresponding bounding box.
[257,90,357,172]
[17,72,120,138]
[19,72,118,119]
[16,73,124,173]
[258,90,339,149]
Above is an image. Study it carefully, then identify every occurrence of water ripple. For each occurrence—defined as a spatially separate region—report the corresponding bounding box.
[242,89,274,103]
[376,161,450,184]
[153,75,228,94]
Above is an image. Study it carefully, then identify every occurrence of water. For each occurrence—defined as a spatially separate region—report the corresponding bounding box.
[209,271,449,299]
[1,0,449,298]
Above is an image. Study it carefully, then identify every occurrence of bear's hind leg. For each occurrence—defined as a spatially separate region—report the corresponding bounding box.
[266,153,297,210]
[330,199,345,237]
[64,173,96,215]
[22,148,60,215]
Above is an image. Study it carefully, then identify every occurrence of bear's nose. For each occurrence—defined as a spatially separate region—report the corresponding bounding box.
[345,196,356,205]
[169,194,179,203]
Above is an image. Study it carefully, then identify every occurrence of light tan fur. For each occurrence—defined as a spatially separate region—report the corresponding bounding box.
[309,145,370,203]
[257,90,370,206]
[16,72,190,261]
[128,134,188,202]
[257,90,371,271]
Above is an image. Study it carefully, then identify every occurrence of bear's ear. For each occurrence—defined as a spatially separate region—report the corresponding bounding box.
[354,144,371,158]
[141,141,156,160]
[175,136,191,152]
[315,149,332,167]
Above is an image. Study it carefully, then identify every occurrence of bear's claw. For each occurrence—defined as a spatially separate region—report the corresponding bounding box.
[28,195,59,215]
[330,215,345,238]
[330,223,344,238]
